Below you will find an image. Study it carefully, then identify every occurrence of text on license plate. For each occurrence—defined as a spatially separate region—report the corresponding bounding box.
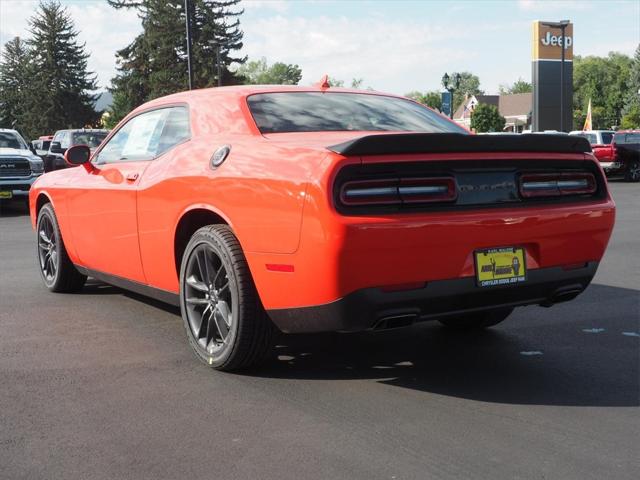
[0,191,13,199]
[475,246,526,287]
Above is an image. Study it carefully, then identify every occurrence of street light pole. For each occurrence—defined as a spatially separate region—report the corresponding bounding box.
[184,0,193,90]
[442,73,461,119]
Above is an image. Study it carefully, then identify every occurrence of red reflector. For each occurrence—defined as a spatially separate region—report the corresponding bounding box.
[380,282,425,293]
[266,264,295,272]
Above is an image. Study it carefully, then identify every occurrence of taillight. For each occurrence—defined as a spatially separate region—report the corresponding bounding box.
[519,172,596,198]
[340,177,457,206]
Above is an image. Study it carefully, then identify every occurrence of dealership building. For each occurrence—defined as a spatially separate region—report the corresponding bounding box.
[453,93,533,132]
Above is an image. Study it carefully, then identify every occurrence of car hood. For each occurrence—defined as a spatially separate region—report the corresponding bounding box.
[0,147,33,157]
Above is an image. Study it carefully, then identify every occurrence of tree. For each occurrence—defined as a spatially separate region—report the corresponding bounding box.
[107,0,246,125]
[621,44,640,128]
[0,37,31,132]
[405,90,442,111]
[22,1,99,139]
[235,57,302,85]
[573,52,633,129]
[620,104,640,129]
[499,78,532,94]
[470,103,505,133]
[327,77,366,88]
[451,72,483,111]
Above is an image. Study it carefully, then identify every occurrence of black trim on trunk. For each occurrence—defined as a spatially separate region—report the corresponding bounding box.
[266,262,598,333]
[75,266,180,306]
[328,133,591,156]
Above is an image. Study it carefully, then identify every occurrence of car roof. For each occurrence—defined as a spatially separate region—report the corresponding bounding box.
[55,128,109,133]
[138,84,405,111]
[569,130,614,134]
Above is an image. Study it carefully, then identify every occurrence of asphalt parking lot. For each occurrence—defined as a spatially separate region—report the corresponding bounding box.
[1,182,638,480]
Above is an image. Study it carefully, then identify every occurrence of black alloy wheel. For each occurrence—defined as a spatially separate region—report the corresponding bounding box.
[184,243,234,356]
[180,225,275,371]
[38,212,58,285]
[624,160,640,182]
[36,203,87,292]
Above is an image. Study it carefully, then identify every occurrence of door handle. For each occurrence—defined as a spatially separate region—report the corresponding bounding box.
[126,172,139,182]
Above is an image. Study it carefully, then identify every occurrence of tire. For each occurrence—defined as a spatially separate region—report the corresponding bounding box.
[179,225,275,371]
[36,203,87,292]
[438,307,514,330]
[624,160,640,182]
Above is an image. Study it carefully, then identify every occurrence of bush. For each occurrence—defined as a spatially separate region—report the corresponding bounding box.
[470,104,506,132]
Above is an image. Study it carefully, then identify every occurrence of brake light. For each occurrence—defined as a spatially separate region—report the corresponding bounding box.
[519,172,596,198]
[340,177,457,206]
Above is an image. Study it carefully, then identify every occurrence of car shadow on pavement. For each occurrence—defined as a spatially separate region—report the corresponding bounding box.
[250,283,639,408]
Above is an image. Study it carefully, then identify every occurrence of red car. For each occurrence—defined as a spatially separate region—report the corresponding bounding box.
[29,85,616,371]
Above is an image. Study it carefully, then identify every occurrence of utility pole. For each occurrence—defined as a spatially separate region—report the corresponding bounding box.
[184,0,193,90]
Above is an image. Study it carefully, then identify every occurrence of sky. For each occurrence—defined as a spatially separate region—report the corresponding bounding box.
[1,0,638,95]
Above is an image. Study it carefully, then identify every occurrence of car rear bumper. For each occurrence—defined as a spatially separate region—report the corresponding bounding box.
[266,262,598,333]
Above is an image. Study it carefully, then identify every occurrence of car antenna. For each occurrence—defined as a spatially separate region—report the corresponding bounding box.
[316,74,330,90]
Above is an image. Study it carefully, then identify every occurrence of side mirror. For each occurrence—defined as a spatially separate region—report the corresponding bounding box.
[64,144,91,167]
[49,141,64,154]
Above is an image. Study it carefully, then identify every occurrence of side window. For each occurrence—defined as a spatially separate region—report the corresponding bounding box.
[60,132,72,149]
[97,109,170,163]
[52,131,64,145]
[157,107,190,156]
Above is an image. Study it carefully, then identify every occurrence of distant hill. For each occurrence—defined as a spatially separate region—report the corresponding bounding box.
[94,91,113,112]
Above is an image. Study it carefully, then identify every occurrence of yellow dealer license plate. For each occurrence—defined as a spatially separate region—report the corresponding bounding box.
[0,191,13,199]
[475,246,526,287]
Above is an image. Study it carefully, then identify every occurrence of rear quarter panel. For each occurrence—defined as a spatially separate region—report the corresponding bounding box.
[136,133,327,293]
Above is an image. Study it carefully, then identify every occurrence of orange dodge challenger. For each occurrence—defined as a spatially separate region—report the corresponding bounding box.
[30,84,615,371]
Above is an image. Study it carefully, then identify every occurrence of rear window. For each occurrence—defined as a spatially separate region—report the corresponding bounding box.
[601,132,613,144]
[614,132,640,144]
[72,131,108,148]
[572,132,597,144]
[247,92,467,134]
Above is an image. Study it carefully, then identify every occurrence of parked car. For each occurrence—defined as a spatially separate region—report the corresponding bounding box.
[0,128,44,203]
[29,85,615,371]
[569,130,615,165]
[31,135,53,159]
[611,130,640,182]
[44,128,109,172]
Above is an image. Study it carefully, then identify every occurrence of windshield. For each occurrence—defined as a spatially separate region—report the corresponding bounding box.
[0,132,28,150]
[614,132,640,144]
[247,92,467,134]
[72,131,108,148]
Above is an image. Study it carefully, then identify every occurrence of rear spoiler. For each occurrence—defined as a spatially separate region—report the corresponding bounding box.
[327,133,591,156]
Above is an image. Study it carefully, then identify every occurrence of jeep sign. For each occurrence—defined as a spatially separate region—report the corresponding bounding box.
[540,32,573,50]
[532,21,574,61]
[532,20,574,132]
